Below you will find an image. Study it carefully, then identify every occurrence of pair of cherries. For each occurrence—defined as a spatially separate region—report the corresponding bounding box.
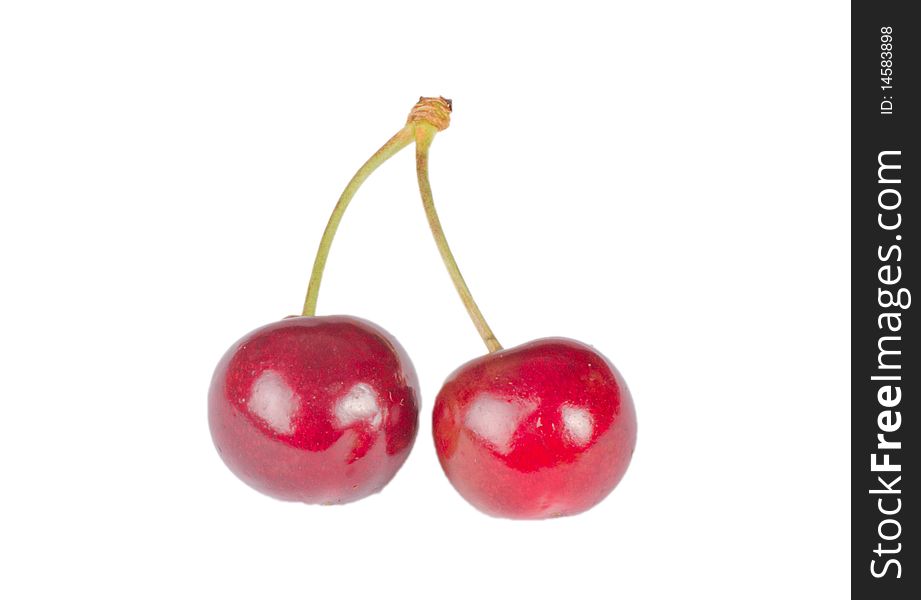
[208,98,637,519]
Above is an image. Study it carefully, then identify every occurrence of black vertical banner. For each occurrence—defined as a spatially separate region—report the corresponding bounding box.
[852,1,917,596]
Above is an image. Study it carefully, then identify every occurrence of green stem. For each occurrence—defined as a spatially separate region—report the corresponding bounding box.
[302,125,414,316]
[414,124,502,353]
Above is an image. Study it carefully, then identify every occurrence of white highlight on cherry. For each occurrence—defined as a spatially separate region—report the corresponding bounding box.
[465,394,537,454]
[561,404,594,446]
[249,370,298,434]
[335,383,383,429]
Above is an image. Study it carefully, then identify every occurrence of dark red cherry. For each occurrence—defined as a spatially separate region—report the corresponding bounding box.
[209,316,419,504]
[433,338,636,519]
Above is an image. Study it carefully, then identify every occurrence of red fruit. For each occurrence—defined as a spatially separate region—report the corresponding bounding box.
[433,338,636,519]
[209,316,419,504]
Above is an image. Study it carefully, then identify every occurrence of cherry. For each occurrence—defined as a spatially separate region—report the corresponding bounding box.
[410,98,637,518]
[432,339,636,518]
[207,101,441,503]
[209,316,419,503]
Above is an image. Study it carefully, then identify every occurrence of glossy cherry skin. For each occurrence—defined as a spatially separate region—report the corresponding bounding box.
[209,316,419,504]
[433,338,636,519]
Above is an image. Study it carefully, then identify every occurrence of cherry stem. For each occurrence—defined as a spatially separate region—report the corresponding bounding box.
[414,123,503,353]
[302,96,503,354]
[302,125,414,316]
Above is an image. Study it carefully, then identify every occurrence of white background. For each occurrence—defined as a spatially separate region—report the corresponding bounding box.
[0,2,849,598]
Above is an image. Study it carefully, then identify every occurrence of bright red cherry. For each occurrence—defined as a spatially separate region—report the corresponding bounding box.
[433,338,637,519]
[209,316,419,504]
